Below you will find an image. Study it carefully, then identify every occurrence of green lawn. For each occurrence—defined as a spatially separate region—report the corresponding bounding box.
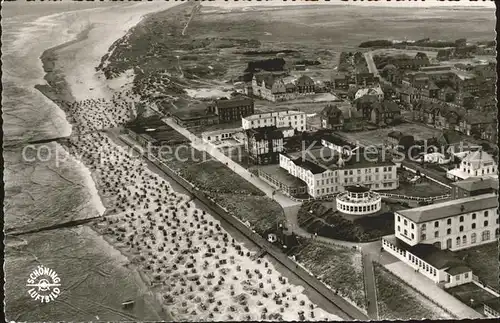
[159,144,285,235]
[294,241,366,310]
[454,242,499,292]
[447,283,497,312]
[211,193,285,236]
[374,263,453,320]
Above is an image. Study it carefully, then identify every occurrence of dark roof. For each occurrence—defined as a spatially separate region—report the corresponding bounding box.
[388,131,404,140]
[296,75,314,86]
[452,177,499,192]
[216,96,253,109]
[292,158,327,174]
[393,239,464,270]
[397,193,498,223]
[445,265,472,275]
[254,73,283,88]
[440,130,463,145]
[346,185,370,193]
[321,105,343,118]
[246,126,284,141]
[382,100,400,113]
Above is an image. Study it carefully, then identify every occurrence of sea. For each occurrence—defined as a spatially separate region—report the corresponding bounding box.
[1,1,123,231]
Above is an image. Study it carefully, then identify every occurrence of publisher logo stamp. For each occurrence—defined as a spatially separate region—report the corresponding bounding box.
[26,265,61,303]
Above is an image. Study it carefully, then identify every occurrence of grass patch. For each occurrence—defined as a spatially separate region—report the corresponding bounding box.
[447,283,496,312]
[454,242,499,292]
[297,201,405,242]
[211,193,285,236]
[159,144,284,235]
[293,241,366,310]
[374,263,453,320]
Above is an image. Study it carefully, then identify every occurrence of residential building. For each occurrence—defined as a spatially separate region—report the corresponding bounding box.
[355,95,380,121]
[242,110,307,132]
[320,104,344,130]
[370,100,401,125]
[245,127,284,165]
[354,85,384,101]
[446,150,497,181]
[354,72,378,87]
[459,112,496,137]
[278,147,398,198]
[331,72,350,90]
[252,72,318,101]
[451,177,499,199]
[439,86,456,103]
[251,72,287,102]
[210,96,255,123]
[295,75,315,94]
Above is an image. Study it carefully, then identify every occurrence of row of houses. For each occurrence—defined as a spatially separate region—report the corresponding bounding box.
[412,100,497,142]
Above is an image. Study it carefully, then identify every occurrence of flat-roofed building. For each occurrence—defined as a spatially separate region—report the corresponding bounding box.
[451,177,499,199]
[242,110,307,132]
[211,96,254,123]
[394,193,498,251]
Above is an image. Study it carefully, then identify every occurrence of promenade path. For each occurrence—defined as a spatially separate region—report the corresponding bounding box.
[364,51,379,77]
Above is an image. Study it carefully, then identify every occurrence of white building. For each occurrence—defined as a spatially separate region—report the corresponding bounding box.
[422,152,450,165]
[382,192,498,288]
[242,110,307,133]
[447,150,497,181]
[278,147,398,198]
[394,193,498,251]
[201,128,242,143]
[336,185,382,215]
[354,85,384,101]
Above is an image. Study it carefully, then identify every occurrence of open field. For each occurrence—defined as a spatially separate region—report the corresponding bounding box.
[454,242,499,292]
[297,200,406,243]
[374,263,453,320]
[158,143,285,235]
[382,169,451,198]
[101,2,494,117]
[294,241,366,311]
[447,283,497,312]
[338,123,443,146]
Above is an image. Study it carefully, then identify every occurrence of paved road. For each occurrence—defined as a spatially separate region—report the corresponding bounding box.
[362,253,379,319]
[364,51,379,77]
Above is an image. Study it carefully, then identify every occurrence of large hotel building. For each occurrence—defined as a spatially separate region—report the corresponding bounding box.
[277,145,398,198]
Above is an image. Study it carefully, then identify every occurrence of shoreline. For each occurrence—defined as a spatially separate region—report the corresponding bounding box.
[31,8,173,321]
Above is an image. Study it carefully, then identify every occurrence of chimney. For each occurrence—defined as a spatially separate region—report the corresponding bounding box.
[460,205,465,213]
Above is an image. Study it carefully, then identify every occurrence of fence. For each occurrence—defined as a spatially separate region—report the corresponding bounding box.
[378,192,450,202]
